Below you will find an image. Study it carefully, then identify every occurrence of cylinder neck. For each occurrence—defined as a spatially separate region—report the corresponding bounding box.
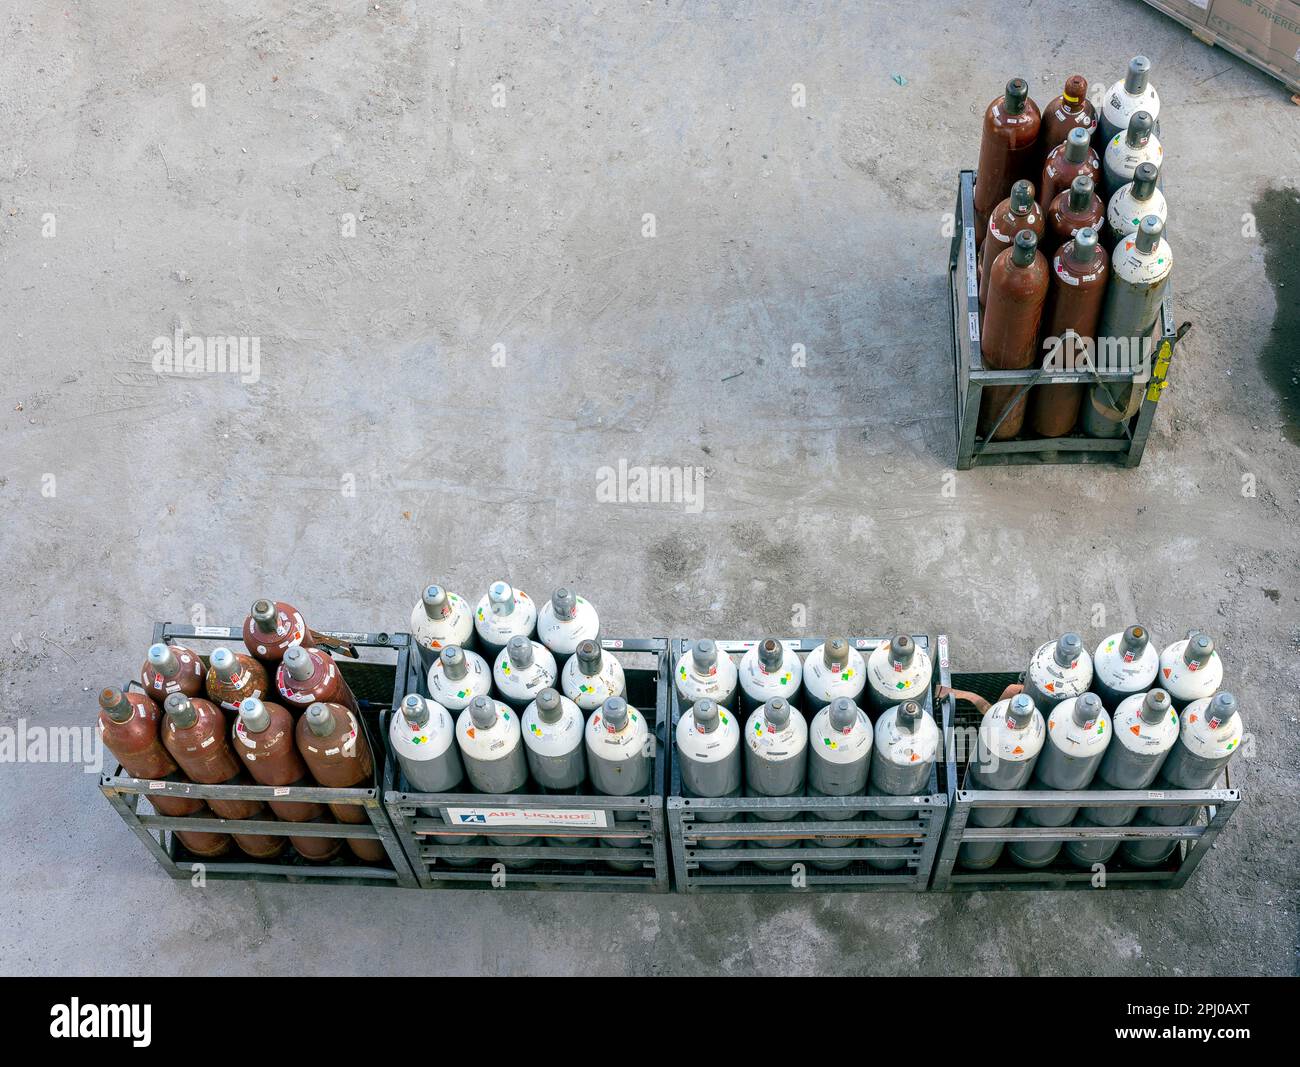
[147,643,180,677]
[602,696,630,731]
[536,689,563,724]
[488,582,515,617]
[758,639,783,673]
[469,696,497,730]
[1054,633,1083,668]
[1121,625,1149,658]
[1069,227,1099,268]
[1125,110,1153,148]
[1009,179,1034,216]
[282,645,315,682]
[1206,692,1237,729]
[1067,176,1094,213]
[1131,162,1158,201]
[823,637,849,671]
[763,698,791,729]
[506,636,534,670]
[828,698,857,732]
[1134,215,1163,254]
[888,635,916,670]
[165,694,197,728]
[1124,55,1151,96]
[1183,632,1214,669]
[550,588,577,620]
[305,703,336,737]
[239,697,271,733]
[422,585,449,620]
[251,600,279,635]
[1140,689,1170,725]
[100,688,133,724]
[1072,693,1103,728]
[1064,126,1090,163]
[1061,74,1087,109]
[896,700,922,733]
[1004,694,1035,730]
[692,699,720,734]
[1011,229,1038,267]
[692,639,718,675]
[1003,78,1028,115]
[440,646,468,681]
[576,640,602,677]
[401,694,429,729]
[209,647,239,682]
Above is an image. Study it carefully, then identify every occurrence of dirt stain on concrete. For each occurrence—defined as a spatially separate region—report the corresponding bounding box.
[1253,186,1300,446]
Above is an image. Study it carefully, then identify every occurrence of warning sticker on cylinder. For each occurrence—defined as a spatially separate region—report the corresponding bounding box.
[443,807,610,828]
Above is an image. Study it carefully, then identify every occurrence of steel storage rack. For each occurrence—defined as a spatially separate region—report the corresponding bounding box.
[948,169,1189,469]
[930,636,1241,891]
[99,623,418,888]
[667,637,950,893]
[383,638,671,892]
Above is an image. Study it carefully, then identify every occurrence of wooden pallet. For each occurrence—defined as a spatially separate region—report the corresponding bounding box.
[1143,0,1300,99]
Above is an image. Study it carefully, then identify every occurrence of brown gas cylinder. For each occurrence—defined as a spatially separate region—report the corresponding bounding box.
[1044,174,1104,258]
[974,78,1041,244]
[276,645,361,715]
[979,180,1044,309]
[98,687,233,858]
[233,697,342,862]
[978,230,1049,440]
[1029,227,1110,438]
[140,642,206,704]
[1040,75,1096,153]
[204,646,269,712]
[163,693,287,859]
[242,599,315,665]
[1040,127,1102,212]
[295,702,385,863]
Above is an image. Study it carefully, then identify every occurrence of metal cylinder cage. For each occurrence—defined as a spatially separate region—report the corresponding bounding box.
[100,629,1243,892]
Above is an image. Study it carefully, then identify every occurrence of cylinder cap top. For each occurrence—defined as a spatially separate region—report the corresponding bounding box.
[147,643,177,672]
[422,585,448,618]
[763,697,792,729]
[692,698,720,732]
[1125,110,1153,146]
[1142,689,1171,724]
[1125,55,1151,95]
[1073,692,1104,726]
[1122,625,1150,655]
[440,645,467,680]
[1004,78,1028,114]
[402,693,429,728]
[536,688,563,723]
[897,700,923,732]
[1207,692,1237,726]
[239,697,271,733]
[692,639,717,671]
[576,639,602,675]
[1070,227,1099,267]
[602,696,629,729]
[1012,228,1038,266]
[551,588,577,619]
[1007,693,1035,727]
[1063,74,1088,103]
[758,638,783,672]
[1054,633,1083,667]
[824,637,849,669]
[1068,173,1095,210]
[890,634,916,667]
[164,693,197,727]
[829,697,857,732]
[305,703,335,737]
[100,687,133,723]
[506,635,534,669]
[210,646,236,674]
[469,695,497,729]
[1135,214,1164,254]
[1132,161,1159,199]
[1184,632,1214,664]
[282,644,314,681]
[251,599,278,633]
[488,581,514,615]
[1009,179,1035,213]
[1065,125,1090,161]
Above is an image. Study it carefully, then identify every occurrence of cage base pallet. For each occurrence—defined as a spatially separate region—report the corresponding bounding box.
[384,637,672,893]
[931,644,1242,891]
[950,170,1184,470]
[667,636,949,893]
[99,623,420,889]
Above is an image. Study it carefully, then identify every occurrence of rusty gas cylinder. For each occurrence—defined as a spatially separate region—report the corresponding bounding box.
[234,697,341,862]
[140,643,206,704]
[243,598,315,665]
[204,646,269,712]
[1044,174,1104,258]
[276,645,361,715]
[979,180,1044,309]
[1040,74,1096,153]
[978,230,1049,440]
[1040,127,1102,213]
[98,687,232,858]
[1029,227,1110,438]
[974,78,1041,244]
[162,693,286,859]
[295,702,385,862]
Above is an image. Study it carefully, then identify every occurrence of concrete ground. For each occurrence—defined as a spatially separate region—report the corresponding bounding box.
[1,0,1297,976]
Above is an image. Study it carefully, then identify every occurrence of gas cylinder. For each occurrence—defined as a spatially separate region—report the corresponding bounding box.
[409,584,474,669]
[1106,162,1165,247]
[427,645,493,712]
[537,588,600,663]
[1008,692,1110,868]
[242,599,313,665]
[521,688,586,791]
[978,180,1045,310]
[737,638,803,713]
[1041,127,1102,213]
[865,634,932,721]
[276,645,360,715]
[1091,625,1159,710]
[1157,632,1223,711]
[806,697,872,870]
[294,702,384,862]
[205,647,268,712]
[866,699,941,871]
[162,693,286,859]
[234,697,341,862]
[473,581,536,659]
[1122,692,1243,867]
[1084,215,1172,437]
[456,695,528,793]
[1041,74,1096,150]
[493,636,559,712]
[390,693,474,865]
[974,78,1042,243]
[675,639,738,711]
[743,697,808,871]
[140,643,205,705]
[1102,110,1162,198]
[1028,227,1109,438]
[1098,56,1160,147]
[802,637,866,714]
[97,688,231,857]
[1064,688,1177,868]
[676,698,743,871]
[957,693,1045,870]
[561,639,626,712]
[1023,632,1092,713]
[586,696,653,870]
[1044,175,1104,258]
[978,230,1049,440]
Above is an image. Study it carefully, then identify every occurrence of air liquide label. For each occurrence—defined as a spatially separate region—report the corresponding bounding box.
[444,807,610,828]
